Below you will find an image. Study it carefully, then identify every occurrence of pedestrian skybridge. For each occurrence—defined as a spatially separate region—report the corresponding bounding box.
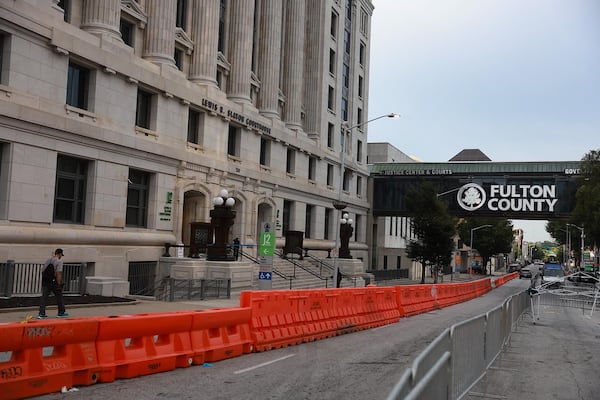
[370,161,582,220]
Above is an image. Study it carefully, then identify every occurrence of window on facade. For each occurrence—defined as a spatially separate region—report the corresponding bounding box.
[345,0,352,20]
[388,217,393,235]
[343,169,351,192]
[120,19,135,47]
[357,108,363,127]
[135,88,153,129]
[330,11,338,38]
[0,33,6,85]
[355,215,361,241]
[308,156,316,181]
[187,108,203,145]
[356,175,362,196]
[126,169,149,227]
[397,256,401,269]
[282,200,292,235]
[260,138,270,166]
[359,42,366,66]
[383,255,388,270]
[329,49,336,75]
[344,29,351,55]
[218,0,227,53]
[176,0,188,30]
[358,76,364,98]
[174,48,184,71]
[227,124,241,157]
[66,62,90,110]
[327,86,334,110]
[341,97,348,122]
[327,163,333,186]
[53,155,87,224]
[360,8,368,35]
[286,148,295,174]
[324,208,332,239]
[58,0,71,22]
[342,63,349,89]
[327,123,334,148]
[356,140,362,162]
[305,204,313,239]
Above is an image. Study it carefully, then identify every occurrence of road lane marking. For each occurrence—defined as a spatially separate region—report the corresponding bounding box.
[234,354,296,374]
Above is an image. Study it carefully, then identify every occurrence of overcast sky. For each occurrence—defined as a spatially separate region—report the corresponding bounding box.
[367,0,600,242]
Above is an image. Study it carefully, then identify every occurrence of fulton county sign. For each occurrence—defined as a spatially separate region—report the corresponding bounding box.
[457,183,558,213]
[370,161,581,219]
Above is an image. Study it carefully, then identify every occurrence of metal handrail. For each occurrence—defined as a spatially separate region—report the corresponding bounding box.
[239,249,291,281]
[274,249,330,282]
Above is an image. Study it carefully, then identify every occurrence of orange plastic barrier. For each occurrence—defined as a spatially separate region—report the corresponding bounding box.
[240,290,305,351]
[189,307,252,364]
[0,318,100,400]
[297,290,338,341]
[435,284,460,308]
[95,312,193,382]
[396,285,438,317]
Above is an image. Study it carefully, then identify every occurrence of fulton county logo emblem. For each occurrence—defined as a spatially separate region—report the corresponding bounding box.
[457,183,486,211]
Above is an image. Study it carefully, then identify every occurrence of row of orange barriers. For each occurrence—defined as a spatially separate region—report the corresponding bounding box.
[0,308,252,399]
[493,271,519,287]
[0,275,517,399]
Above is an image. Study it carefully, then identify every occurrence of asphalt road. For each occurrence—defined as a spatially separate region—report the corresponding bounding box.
[31,279,533,400]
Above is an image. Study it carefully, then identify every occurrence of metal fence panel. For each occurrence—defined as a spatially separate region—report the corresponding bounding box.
[484,305,504,368]
[450,314,486,400]
[6,262,85,296]
[128,261,157,296]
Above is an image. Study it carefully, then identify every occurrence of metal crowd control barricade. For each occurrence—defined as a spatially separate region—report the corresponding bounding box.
[529,271,599,321]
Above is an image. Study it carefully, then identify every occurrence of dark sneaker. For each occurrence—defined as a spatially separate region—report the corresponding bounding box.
[57,312,69,318]
[37,314,48,319]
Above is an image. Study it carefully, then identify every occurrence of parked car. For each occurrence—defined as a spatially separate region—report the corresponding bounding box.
[508,263,521,273]
[519,266,532,279]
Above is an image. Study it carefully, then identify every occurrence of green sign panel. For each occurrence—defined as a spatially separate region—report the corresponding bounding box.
[259,223,275,257]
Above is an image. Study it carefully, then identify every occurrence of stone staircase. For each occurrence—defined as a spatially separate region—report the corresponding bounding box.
[250,256,335,290]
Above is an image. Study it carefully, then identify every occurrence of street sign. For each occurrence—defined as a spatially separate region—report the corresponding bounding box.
[258,272,272,280]
[258,222,275,290]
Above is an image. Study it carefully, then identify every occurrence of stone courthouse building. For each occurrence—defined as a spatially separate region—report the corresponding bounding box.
[0,0,376,288]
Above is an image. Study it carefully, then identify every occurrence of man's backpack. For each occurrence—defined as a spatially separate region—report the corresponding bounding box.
[42,262,56,285]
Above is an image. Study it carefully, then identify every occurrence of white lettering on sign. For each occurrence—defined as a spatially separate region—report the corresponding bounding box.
[457,183,558,213]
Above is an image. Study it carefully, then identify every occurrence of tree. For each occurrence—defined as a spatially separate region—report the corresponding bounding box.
[405,182,456,284]
[572,149,600,251]
[457,218,514,274]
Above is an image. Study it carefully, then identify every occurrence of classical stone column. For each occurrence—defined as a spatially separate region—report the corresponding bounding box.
[257,0,283,119]
[81,0,122,42]
[189,0,219,86]
[227,0,255,104]
[143,0,177,67]
[282,0,305,130]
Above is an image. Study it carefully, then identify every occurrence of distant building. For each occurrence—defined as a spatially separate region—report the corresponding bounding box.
[367,142,421,278]
[448,149,492,162]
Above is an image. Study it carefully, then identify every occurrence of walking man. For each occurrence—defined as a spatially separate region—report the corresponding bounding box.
[38,248,69,318]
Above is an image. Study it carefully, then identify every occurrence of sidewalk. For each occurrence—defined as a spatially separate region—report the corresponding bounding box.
[0,272,492,324]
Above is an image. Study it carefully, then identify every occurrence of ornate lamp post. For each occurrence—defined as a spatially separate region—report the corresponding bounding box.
[339,213,354,259]
[206,189,236,262]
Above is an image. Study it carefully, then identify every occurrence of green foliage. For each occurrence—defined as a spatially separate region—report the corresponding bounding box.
[457,217,514,273]
[548,149,600,252]
[405,181,457,283]
[572,150,600,249]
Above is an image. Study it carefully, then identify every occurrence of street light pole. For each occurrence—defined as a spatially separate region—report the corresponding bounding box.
[469,224,492,277]
[333,113,400,288]
[568,224,585,270]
